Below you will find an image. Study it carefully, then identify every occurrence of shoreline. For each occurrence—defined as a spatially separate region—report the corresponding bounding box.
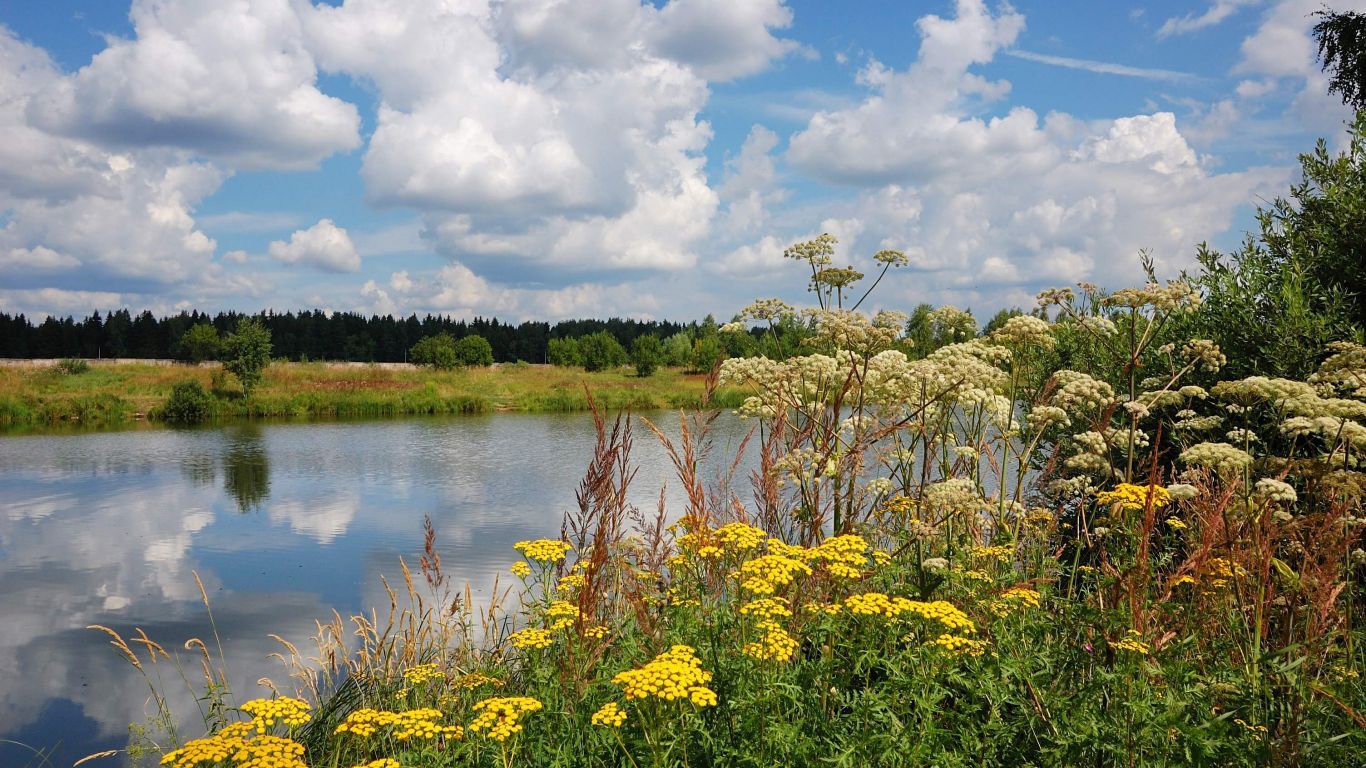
[0,361,742,433]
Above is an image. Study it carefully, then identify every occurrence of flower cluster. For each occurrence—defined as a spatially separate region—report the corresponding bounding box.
[843,592,976,633]
[933,633,988,657]
[740,597,793,619]
[161,728,308,768]
[612,645,717,706]
[334,708,462,741]
[401,663,443,686]
[514,539,573,563]
[742,620,799,662]
[509,628,554,650]
[1110,630,1151,655]
[737,554,812,594]
[1095,483,1172,511]
[468,697,543,742]
[591,701,627,728]
[240,697,312,731]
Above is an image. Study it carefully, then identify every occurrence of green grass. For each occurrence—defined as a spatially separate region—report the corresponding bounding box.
[0,362,740,431]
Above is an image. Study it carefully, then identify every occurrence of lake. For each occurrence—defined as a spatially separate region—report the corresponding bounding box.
[0,412,758,766]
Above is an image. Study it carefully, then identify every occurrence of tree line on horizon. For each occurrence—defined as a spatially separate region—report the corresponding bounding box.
[0,309,704,365]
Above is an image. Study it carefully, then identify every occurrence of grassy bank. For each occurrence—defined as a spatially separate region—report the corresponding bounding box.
[0,362,742,430]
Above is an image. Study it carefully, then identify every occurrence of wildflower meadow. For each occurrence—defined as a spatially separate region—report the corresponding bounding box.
[89,234,1366,768]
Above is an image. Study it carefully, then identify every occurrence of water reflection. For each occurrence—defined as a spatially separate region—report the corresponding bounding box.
[223,426,271,513]
[0,413,757,767]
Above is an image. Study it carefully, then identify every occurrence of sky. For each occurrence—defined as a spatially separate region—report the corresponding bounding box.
[0,0,1362,323]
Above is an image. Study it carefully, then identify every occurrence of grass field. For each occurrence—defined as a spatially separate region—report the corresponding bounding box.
[0,361,743,430]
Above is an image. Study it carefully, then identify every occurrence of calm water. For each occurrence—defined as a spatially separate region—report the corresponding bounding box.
[0,413,757,766]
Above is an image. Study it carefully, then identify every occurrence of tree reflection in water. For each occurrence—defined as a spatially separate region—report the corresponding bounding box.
[222,426,270,512]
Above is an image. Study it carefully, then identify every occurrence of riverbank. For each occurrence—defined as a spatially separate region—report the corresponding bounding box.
[0,361,743,430]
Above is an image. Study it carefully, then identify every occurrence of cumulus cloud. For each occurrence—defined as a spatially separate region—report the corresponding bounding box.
[301,0,799,280]
[28,0,360,169]
[768,0,1288,309]
[269,219,361,272]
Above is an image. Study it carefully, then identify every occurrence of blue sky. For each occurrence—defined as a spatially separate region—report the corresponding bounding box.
[0,0,1360,322]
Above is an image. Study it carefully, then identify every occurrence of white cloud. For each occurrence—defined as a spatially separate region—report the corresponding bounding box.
[647,0,803,81]
[28,0,360,169]
[1158,0,1263,38]
[301,0,805,278]
[268,219,361,272]
[766,0,1289,308]
[1003,50,1198,81]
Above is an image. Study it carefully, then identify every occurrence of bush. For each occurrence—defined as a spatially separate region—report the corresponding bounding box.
[56,358,89,375]
[221,318,272,397]
[162,381,213,424]
[579,331,627,372]
[454,334,494,367]
[410,333,460,370]
[547,337,583,367]
[630,334,663,377]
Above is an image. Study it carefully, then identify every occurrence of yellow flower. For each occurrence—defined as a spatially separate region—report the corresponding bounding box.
[514,539,573,563]
[334,708,461,741]
[1110,630,1151,655]
[401,663,443,686]
[509,628,554,650]
[714,522,768,550]
[240,697,312,731]
[456,672,503,689]
[469,697,543,742]
[590,701,627,728]
[933,633,988,657]
[739,597,793,619]
[612,645,715,704]
[989,586,1041,616]
[583,624,610,640]
[737,555,812,594]
[351,760,400,768]
[1164,517,1187,530]
[742,620,799,662]
[510,561,531,578]
[161,731,307,768]
[843,592,976,633]
[1095,483,1171,511]
[970,544,1013,563]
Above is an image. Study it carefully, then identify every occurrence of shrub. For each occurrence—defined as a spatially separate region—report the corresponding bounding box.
[162,381,213,423]
[56,358,89,375]
[221,318,272,398]
[410,333,459,370]
[630,334,663,377]
[547,337,583,367]
[579,331,627,372]
[454,334,494,367]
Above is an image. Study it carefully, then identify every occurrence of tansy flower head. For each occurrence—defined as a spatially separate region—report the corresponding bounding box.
[509,628,554,650]
[514,539,573,563]
[240,697,311,732]
[1095,483,1171,511]
[469,697,543,742]
[612,645,715,704]
[591,701,627,728]
[510,561,531,578]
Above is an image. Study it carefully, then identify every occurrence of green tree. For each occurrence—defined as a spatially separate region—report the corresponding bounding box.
[1184,113,1366,378]
[454,334,494,366]
[177,322,221,363]
[630,334,664,377]
[1315,9,1366,110]
[662,331,693,367]
[221,318,272,398]
[690,336,724,374]
[547,337,583,367]
[410,333,459,369]
[579,331,628,372]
